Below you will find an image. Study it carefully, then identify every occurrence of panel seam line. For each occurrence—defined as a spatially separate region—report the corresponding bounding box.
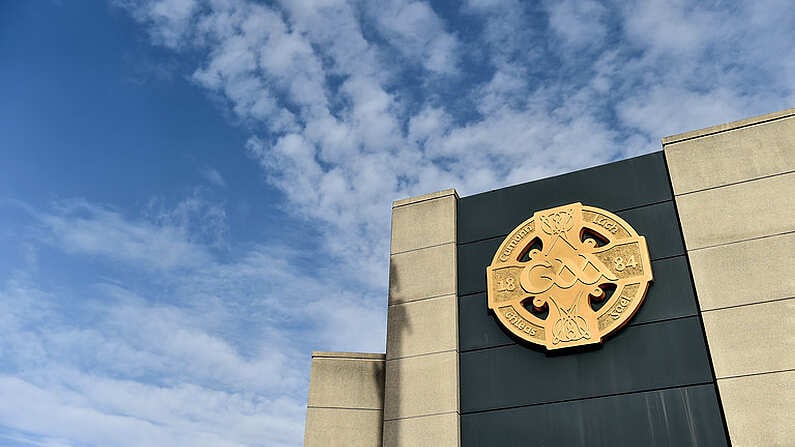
[383,410,459,422]
[457,199,674,246]
[701,295,795,313]
[687,229,795,252]
[718,368,795,381]
[461,315,699,353]
[389,292,458,306]
[674,169,795,197]
[662,112,795,145]
[386,348,457,362]
[460,381,715,415]
[391,240,456,255]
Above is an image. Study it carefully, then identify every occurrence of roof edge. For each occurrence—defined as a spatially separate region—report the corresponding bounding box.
[392,188,459,208]
[662,107,795,146]
[311,351,386,360]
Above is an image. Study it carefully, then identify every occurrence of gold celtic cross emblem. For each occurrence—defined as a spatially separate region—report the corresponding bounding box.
[486,203,653,350]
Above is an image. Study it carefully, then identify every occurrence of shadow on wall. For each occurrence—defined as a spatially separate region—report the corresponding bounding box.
[383,259,411,446]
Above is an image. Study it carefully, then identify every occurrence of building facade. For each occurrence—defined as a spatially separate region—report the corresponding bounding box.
[304,108,795,446]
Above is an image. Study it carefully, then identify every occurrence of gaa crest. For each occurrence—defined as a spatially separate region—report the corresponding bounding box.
[486,203,653,350]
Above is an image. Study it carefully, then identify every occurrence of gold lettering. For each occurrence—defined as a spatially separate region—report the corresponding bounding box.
[610,296,633,319]
[497,276,516,292]
[593,216,619,234]
[503,310,536,335]
[499,224,533,261]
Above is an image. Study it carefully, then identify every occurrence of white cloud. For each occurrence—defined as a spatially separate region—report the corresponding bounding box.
[617,85,749,139]
[1,195,385,446]
[36,198,223,270]
[146,192,230,248]
[25,197,384,353]
[119,0,199,49]
[201,167,226,187]
[0,374,304,447]
[609,0,795,139]
[119,0,795,354]
[546,0,608,49]
[36,199,213,271]
[123,0,655,295]
[364,0,460,74]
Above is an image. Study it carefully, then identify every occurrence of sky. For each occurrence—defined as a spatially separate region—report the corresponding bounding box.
[0,0,793,445]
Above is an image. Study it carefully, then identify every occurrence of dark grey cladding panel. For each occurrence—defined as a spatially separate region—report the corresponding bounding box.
[456,153,724,445]
[457,201,684,296]
[457,237,501,297]
[618,201,685,260]
[457,152,671,244]
[461,384,728,447]
[459,317,712,413]
[459,255,699,352]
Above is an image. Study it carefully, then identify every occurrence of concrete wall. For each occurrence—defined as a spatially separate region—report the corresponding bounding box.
[303,189,461,447]
[304,352,385,447]
[384,189,460,447]
[663,108,795,447]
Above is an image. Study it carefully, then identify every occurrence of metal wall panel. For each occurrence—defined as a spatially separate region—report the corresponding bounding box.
[456,152,728,446]
[460,317,711,412]
[461,384,728,446]
[457,152,672,244]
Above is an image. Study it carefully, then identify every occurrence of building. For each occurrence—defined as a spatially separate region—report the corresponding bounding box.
[303,108,795,446]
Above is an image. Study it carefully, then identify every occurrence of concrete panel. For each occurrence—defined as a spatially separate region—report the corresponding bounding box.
[702,299,795,378]
[675,172,795,250]
[304,408,383,447]
[384,350,458,420]
[383,412,460,447]
[389,243,456,304]
[664,109,795,195]
[308,352,385,409]
[690,232,795,310]
[391,192,456,254]
[718,370,795,447]
[386,294,457,360]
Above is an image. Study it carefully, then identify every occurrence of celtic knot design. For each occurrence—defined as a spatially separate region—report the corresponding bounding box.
[486,203,653,350]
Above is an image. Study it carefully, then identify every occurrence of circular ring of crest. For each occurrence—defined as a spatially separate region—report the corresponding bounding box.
[486,202,653,350]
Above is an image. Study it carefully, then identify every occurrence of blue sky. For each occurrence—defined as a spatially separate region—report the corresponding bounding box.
[0,0,793,445]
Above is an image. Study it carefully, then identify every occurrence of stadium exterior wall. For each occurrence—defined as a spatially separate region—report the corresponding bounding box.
[304,107,795,447]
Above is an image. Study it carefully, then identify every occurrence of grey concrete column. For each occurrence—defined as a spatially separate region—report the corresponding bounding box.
[384,189,460,447]
[304,352,386,447]
[663,108,795,446]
